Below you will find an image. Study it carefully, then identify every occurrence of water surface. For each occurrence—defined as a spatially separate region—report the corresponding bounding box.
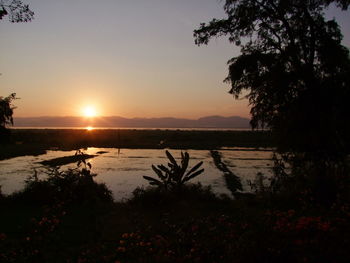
[0,148,273,201]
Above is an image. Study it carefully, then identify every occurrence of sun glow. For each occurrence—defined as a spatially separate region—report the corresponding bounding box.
[83,106,97,117]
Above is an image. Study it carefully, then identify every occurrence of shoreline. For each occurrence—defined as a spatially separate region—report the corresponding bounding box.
[1,129,273,160]
[11,127,252,131]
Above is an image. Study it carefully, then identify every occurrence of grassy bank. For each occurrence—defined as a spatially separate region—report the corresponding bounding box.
[0,129,273,160]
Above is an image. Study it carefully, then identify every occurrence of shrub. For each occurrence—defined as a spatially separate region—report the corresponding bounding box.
[143,150,204,191]
[130,183,219,206]
[10,154,113,205]
[210,150,243,195]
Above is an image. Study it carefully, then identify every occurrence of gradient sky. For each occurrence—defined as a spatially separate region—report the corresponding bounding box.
[1,0,349,118]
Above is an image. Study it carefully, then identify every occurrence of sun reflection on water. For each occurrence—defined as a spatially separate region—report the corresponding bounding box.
[86,126,94,131]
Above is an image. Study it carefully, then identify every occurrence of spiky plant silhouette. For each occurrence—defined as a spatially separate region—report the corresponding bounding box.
[143,150,204,190]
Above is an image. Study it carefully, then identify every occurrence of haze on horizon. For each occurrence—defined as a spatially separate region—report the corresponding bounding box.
[1,0,349,119]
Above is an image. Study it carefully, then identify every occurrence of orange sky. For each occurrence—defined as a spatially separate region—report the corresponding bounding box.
[1,0,348,119]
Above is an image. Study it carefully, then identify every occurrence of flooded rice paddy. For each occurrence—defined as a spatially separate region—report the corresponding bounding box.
[0,148,273,201]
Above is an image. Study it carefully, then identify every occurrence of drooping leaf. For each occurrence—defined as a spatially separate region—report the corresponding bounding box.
[167,163,175,169]
[180,152,189,175]
[185,161,204,177]
[156,165,169,180]
[166,150,177,166]
[143,176,162,186]
[151,165,166,180]
[158,164,170,174]
[183,169,205,183]
[149,181,163,186]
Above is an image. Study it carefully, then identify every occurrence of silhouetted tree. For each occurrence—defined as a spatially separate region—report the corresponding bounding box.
[194,1,350,203]
[1,1,33,140]
[0,0,34,22]
[194,0,350,158]
[0,93,16,141]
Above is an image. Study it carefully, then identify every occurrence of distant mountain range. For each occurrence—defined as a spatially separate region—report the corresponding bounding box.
[13,115,250,128]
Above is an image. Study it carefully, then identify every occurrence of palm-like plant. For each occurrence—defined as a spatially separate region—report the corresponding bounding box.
[143,150,204,190]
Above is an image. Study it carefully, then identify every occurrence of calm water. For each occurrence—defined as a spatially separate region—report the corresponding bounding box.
[0,148,273,201]
[12,127,251,131]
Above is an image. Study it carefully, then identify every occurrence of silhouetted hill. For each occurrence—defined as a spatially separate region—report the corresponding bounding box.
[13,116,250,128]
[197,116,250,128]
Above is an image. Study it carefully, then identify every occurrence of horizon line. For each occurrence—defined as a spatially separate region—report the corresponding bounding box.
[13,115,251,120]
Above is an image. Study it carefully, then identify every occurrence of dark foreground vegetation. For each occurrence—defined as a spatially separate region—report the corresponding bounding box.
[0,129,273,160]
[1,159,349,263]
[1,0,350,262]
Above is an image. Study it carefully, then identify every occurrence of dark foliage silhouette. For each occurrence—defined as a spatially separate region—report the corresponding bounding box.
[0,93,16,128]
[0,93,16,142]
[12,150,113,205]
[210,150,243,195]
[194,0,350,158]
[0,0,34,22]
[194,0,350,204]
[143,150,204,190]
[1,0,33,140]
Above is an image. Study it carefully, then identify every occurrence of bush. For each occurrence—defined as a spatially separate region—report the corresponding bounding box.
[130,183,221,206]
[9,161,113,205]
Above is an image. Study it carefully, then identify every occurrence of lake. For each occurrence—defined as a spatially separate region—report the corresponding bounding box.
[0,147,273,201]
[11,127,251,131]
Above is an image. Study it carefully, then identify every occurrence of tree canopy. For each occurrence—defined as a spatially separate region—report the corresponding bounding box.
[1,1,33,137]
[0,0,34,22]
[0,93,16,130]
[194,0,350,157]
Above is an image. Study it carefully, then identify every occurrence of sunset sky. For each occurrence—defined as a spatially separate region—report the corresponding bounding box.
[1,0,349,119]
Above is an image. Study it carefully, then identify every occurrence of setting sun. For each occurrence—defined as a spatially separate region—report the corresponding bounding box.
[83,106,97,117]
